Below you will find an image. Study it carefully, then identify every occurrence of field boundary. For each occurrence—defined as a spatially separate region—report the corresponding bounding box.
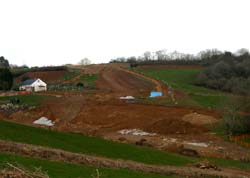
[0,140,249,178]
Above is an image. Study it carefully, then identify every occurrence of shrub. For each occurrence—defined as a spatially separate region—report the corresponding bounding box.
[76,82,84,87]
[224,114,250,135]
[0,68,13,90]
[222,97,250,136]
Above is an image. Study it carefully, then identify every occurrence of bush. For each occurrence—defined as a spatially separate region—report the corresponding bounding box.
[196,58,250,95]
[0,68,13,90]
[224,114,250,135]
[222,97,250,135]
[76,82,84,87]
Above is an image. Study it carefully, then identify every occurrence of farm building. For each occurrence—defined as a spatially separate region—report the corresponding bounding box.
[19,78,47,92]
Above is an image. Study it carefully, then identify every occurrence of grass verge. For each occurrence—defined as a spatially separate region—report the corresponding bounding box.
[60,71,79,81]
[0,120,195,166]
[0,121,250,171]
[137,68,229,108]
[0,94,53,106]
[79,74,99,87]
[0,153,171,178]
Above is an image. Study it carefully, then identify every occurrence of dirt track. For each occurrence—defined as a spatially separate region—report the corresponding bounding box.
[1,139,249,178]
[96,68,153,96]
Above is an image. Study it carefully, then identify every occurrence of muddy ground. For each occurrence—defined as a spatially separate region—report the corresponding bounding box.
[15,70,69,84]
[2,64,250,161]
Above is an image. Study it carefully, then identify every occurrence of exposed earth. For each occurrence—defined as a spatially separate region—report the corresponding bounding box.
[15,70,69,84]
[1,63,250,177]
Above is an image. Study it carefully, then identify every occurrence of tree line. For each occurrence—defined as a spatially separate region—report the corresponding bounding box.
[110,48,250,67]
[195,49,250,95]
[110,48,250,95]
[0,56,13,90]
[11,65,67,78]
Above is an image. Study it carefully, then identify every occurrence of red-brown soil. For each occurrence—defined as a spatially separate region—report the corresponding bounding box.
[15,70,69,84]
[6,64,250,161]
[96,68,153,96]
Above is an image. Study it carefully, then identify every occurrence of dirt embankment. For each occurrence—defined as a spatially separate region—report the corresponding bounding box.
[15,71,69,84]
[70,99,218,136]
[0,140,249,178]
[96,68,153,97]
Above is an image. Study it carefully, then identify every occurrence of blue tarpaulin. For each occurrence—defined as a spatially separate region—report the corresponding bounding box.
[150,91,163,98]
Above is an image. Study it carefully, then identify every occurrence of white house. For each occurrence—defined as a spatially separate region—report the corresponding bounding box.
[19,78,47,92]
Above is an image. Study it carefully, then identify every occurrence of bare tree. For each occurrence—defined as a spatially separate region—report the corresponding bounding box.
[143,51,151,61]
[235,48,250,56]
[155,50,167,61]
[79,58,91,65]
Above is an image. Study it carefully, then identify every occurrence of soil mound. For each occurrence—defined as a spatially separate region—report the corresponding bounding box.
[145,119,208,135]
[182,112,218,125]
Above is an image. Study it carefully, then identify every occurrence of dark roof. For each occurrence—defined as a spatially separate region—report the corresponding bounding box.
[21,79,37,86]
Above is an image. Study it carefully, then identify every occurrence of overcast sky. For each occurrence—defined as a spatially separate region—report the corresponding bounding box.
[0,0,249,66]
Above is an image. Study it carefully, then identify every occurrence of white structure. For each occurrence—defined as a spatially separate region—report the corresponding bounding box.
[19,78,47,92]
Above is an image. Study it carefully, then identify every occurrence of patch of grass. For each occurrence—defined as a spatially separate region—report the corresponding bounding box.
[208,157,250,170]
[243,138,250,143]
[60,72,79,81]
[79,74,99,87]
[189,94,228,108]
[137,68,229,108]
[0,120,195,166]
[208,120,227,137]
[0,95,53,106]
[0,153,172,178]
[1,121,250,171]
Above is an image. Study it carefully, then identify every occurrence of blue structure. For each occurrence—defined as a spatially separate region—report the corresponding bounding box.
[150,91,163,98]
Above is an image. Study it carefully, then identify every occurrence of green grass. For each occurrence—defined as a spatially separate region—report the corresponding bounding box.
[243,138,250,143]
[137,68,229,108]
[0,94,53,106]
[0,120,195,166]
[208,157,250,170]
[79,74,99,87]
[1,121,250,171]
[0,153,172,178]
[60,72,79,81]
[189,94,229,108]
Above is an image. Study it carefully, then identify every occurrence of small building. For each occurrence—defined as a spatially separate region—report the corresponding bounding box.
[19,78,47,92]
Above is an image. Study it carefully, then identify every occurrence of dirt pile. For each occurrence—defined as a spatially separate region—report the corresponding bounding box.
[182,112,218,125]
[145,118,208,135]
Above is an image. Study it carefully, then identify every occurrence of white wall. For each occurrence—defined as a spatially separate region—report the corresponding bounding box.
[20,79,47,92]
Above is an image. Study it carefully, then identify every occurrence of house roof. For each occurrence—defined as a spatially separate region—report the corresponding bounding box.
[21,79,37,86]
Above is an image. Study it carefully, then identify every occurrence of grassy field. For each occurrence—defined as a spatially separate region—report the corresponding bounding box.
[60,71,79,81]
[0,153,171,178]
[0,121,250,171]
[0,120,195,166]
[0,94,53,106]
[243,138,250,143]
[137,68,230,108]
[79,74,99,87]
